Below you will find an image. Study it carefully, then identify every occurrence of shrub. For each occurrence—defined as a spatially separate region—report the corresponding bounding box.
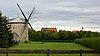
[75,37,100,51]
[24,41,28,43]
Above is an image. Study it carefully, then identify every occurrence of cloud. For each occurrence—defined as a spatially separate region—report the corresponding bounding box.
[0,0,100,31]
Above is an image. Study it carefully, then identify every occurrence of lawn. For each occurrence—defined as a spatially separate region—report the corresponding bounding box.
[9,41,92,50]
[0,41,100,56]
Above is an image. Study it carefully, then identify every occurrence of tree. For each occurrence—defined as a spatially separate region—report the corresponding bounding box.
[28,28,35,41]
[0,11,14,48]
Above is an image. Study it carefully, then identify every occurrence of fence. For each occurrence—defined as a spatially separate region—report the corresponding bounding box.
[0,49,100,56]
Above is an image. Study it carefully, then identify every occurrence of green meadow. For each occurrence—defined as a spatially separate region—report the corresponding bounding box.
[0,42,100,56]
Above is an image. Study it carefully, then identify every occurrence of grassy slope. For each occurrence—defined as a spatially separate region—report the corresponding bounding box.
[0,42,100,56]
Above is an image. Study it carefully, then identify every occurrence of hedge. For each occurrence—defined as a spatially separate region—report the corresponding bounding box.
[75,37,100,51]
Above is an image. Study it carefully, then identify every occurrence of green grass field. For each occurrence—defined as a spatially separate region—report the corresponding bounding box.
[0,42,100,56]
[9,42,92,50]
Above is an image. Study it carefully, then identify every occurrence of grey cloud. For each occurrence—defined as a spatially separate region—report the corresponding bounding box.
[0,0,100,31]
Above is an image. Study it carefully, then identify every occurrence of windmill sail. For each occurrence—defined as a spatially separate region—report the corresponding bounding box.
[17,3,35,39]
[28,7,35,21]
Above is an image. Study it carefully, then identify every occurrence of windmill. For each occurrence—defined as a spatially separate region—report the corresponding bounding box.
[8,3,35,42]
[17,3,35,42]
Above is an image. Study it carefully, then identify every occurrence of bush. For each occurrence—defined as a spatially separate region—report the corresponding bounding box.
[13,41,19,45]
[24,41,28,43]
[75,37,100,51]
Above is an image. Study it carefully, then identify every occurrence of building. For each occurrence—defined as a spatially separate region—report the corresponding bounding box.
[8,22,28,42]
[41,28,57,32]
[72,30,80,32]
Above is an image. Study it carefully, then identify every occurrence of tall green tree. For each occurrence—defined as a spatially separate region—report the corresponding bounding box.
[0,11,14,48]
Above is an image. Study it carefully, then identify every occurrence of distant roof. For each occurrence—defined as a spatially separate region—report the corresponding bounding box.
[72,30,80,32]
[41,27,57,32]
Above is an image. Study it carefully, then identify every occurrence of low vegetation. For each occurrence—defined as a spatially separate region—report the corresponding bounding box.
[75,37,100,51]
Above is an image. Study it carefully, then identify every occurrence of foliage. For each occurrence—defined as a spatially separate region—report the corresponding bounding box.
[0,11,16,48]
[28,28,35,41]
[75,37,100,51]
[28,28,100,41]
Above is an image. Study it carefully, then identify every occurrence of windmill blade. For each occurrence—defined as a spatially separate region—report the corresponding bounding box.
[20,23,27,37]
[27,7,35,31]
[28,22,34,31]
[14,32,19,37]
[20,22,34,37]
[17,3,34,32]
[17,3,28,22]
[27,7,35,21]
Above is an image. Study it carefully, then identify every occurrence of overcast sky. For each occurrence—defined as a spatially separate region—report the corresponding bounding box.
[0,0,100,31]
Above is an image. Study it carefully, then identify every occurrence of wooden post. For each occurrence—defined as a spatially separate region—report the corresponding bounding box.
[6,38,9,56]
[6,48,8,56]
[80,49,82,56]
[47,49,49,56]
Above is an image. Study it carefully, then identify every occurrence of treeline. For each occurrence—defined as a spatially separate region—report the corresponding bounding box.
[28,29,100,41]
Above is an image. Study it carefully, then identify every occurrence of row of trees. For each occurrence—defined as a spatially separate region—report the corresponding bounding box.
[28,29,100,41]
[0,11,17,48]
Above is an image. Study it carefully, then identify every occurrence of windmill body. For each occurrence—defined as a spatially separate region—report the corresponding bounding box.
[8,17,28,42]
